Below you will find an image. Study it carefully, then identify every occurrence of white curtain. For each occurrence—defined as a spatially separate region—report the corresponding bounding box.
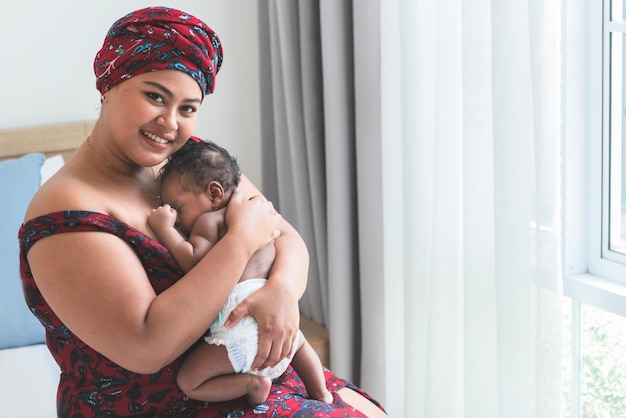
[259,0,564,416]
[356,0,564,416]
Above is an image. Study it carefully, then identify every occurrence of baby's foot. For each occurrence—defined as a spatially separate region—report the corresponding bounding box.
[247,376,272,406]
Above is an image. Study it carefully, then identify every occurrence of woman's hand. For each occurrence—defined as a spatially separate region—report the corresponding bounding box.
[224,189,281,254]
[225,281,300,370]
[226,175,309,370]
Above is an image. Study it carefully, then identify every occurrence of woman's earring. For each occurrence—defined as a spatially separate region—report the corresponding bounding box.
[100,95,106,104]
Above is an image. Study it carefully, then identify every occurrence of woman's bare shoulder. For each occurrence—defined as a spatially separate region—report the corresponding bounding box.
[25,163,107,221]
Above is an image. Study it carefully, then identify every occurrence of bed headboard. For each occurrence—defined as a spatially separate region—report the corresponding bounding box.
[0,121,95,161]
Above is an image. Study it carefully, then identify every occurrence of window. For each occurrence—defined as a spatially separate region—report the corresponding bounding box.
[607,1,626,260]
[565,0,626,318]
[578,303,626,416]
[564,0,626,416]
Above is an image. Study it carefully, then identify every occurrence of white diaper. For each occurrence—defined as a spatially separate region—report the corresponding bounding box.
[204,278,298,379]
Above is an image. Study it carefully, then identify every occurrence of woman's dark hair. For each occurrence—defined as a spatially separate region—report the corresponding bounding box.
[158,139,241,193]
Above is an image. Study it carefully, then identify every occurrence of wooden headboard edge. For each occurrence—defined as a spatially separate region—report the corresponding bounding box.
[0,120,95,160]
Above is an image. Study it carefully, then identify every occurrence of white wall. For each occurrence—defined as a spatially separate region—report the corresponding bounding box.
[0,0,262,185]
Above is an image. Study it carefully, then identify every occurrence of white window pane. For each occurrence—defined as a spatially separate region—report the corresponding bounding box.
[613,0,625,22]
[609,32,626,255]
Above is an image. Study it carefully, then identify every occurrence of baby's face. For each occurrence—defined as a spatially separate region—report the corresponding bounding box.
[160,174,215,235]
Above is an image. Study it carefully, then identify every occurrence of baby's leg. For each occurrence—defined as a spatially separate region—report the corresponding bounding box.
[177,342,271,405]
[290,330,333,403]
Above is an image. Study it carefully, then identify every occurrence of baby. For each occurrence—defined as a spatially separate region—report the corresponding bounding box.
[148,139,333,405]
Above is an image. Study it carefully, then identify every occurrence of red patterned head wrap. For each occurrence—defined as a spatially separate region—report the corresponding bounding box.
[94,6,223,98]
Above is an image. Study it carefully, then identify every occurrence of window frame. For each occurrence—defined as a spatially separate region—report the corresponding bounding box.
[564,0,626,319]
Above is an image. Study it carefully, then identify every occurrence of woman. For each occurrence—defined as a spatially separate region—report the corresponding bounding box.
[19,6,387,417]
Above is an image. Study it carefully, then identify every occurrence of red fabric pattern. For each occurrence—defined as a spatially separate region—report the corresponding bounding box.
[19,211,384,417]
[94,6,223,97]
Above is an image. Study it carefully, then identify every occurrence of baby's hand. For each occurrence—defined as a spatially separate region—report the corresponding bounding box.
[148,204,177,230]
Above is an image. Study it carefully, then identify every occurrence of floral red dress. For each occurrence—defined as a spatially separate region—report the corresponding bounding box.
[19,211,384,417]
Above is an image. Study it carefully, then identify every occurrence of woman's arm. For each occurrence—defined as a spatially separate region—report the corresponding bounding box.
[226,174,309,370]
[27,189,280,374]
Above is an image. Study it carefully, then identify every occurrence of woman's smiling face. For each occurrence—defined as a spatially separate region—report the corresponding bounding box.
[102,70,203,167]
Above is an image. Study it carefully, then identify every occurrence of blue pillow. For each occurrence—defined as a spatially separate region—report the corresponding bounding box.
[0,153,46,349]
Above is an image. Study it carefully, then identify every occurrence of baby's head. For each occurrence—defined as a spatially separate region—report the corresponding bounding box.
[158,139,241,216]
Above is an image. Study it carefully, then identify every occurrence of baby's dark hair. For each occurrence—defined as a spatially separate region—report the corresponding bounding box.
[158,139,241,194]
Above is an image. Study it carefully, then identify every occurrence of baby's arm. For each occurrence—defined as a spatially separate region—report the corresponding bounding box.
[148,205,217,272]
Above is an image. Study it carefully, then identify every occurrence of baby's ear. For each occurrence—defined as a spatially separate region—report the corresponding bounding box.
[207,181,225,202]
